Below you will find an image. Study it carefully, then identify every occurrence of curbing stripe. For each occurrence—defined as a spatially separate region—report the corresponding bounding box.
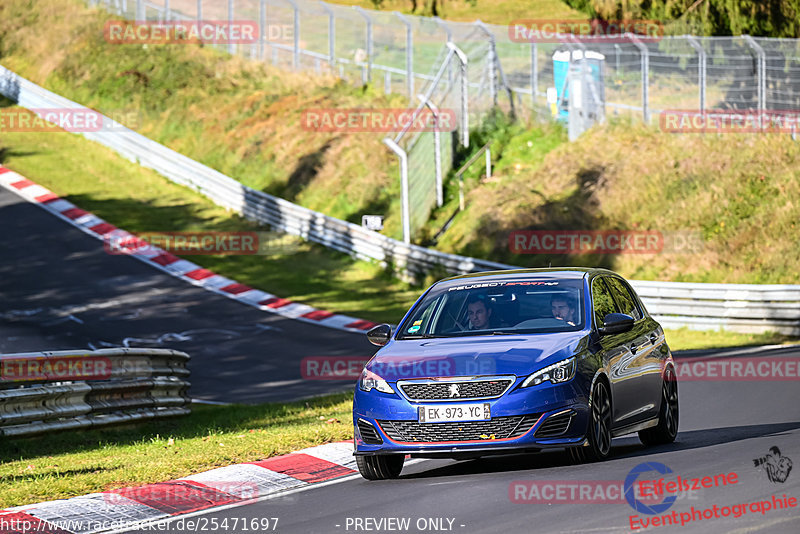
[0,166,390,335]
[250,453,356,483]
[0,511,72,534]
[17,494,169,534]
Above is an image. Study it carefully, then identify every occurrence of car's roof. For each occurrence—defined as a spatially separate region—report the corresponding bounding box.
[439,267,618,284]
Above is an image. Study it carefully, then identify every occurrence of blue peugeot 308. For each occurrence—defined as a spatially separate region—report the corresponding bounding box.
[353,268,678,480]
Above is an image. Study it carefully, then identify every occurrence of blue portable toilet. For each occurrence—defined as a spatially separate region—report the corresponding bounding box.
[551,49,606,122]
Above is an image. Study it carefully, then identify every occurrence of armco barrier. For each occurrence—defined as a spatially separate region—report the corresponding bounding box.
[0,66,797,335]
[0,348,190,437]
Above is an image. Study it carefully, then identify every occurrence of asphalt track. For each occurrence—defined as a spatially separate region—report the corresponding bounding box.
[0,186,373,403]
[2,186,799,533]
[149,345,800,534]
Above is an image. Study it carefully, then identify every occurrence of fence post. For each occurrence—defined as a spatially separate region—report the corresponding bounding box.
[447,42,469,148]
[394,12,414,98]
[196,0,202,22]
[227,0,236,55]
[530,42,537,108]
[136,0,144,20]
[383,138,411,244]
[164,0,170,21]
[319,2,336,68]
[417,94,443,207]
[354,7,373,84]
[743,35,766,127]
[627,33,649,124]
[686,35,706,112]
[485,146,491,179]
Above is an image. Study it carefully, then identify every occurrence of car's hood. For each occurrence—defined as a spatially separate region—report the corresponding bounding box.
[366,332,587,381]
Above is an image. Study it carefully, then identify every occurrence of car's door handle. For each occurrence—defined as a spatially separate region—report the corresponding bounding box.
[649,333,658,344]
[630,343,638,354]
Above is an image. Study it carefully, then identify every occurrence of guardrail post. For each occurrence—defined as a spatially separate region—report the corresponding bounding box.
[627,33,649,124]
[395,12,414,98]
[383,139,411,244]
[743,35,766,127]
[319,2,336,68]
[354,7,373,84]
[417,94,443,207]
[686,35,706,112]
[474,21,497,107]
[258,0,266,60]
[447,42,469,148]
[485,146,491,179]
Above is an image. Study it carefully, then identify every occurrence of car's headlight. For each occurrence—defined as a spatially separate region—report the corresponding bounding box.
[521,357,576,387]
[359,369,395,394]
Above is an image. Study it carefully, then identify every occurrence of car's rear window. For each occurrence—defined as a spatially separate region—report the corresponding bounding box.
[397,279,585,339]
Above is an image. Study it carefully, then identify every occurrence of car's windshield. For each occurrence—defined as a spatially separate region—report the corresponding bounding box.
[397,278,585,339]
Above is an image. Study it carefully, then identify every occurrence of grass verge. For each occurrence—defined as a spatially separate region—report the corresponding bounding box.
[0,394,352,509]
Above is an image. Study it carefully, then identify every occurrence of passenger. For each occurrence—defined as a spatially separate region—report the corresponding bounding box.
[466,293,493,330]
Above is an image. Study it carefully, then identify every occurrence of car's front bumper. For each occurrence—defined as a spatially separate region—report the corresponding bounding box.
[353,377,590,456]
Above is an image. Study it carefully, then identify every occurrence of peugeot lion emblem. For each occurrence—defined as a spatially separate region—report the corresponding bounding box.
[448,384,460,398]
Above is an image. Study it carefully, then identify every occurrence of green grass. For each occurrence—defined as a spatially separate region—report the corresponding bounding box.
[0,393,353,509]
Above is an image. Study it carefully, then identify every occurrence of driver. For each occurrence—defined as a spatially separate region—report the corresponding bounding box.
[551,294,577,326]
[467,293,493,330]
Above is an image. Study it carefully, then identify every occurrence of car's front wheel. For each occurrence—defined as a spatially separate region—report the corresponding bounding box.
[570,379,613,463]
[356,454,404,480]
[639,366,679,446]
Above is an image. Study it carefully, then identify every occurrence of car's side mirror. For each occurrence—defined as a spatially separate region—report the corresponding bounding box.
[599,313,635,336]
[366,324,392,346]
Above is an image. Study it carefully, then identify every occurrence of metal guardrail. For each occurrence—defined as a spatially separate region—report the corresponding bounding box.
[0,348,190,438]
[0,66,797,336]
[629,281,800,336]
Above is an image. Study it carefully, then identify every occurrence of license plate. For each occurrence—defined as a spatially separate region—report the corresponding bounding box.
[418,403,490,423]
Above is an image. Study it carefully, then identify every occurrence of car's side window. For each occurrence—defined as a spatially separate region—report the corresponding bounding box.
[591,277,618,329]
[605,277,643,320]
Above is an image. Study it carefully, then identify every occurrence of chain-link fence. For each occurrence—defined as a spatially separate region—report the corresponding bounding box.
[91,0,800,241]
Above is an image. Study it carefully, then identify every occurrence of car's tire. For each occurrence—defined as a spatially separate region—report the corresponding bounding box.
[356,454,404,480]
[570,379,613,464]
[639,366,679,446]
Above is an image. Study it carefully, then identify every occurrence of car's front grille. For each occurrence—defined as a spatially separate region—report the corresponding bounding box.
[357,419,383,444]
[535,411,574,438]
[399,378,513,401]
[377,414,541,443]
